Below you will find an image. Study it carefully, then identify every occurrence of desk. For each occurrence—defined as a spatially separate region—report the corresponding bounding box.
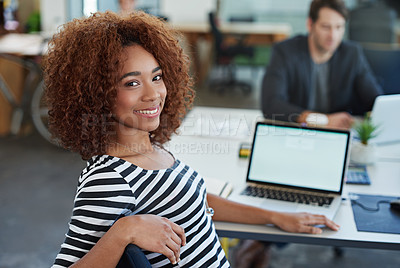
[171,22,292,45]
[169,22,292,83]
[166,106,400,250]
[0,33,47,56]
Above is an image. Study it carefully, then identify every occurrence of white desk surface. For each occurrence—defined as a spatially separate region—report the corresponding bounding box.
[167,106,400,250]
[0,33,47,56]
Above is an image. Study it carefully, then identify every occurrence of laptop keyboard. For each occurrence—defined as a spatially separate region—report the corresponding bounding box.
[241,185,334,207]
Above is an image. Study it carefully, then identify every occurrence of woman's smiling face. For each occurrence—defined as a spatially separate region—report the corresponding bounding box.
[113,44,167,134]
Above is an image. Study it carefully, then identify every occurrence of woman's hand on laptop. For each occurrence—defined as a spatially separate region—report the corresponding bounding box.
[207,194,339,234]
[271,212,340,234]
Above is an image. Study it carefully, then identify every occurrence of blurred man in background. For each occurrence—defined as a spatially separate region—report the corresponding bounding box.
[261,0,382,130]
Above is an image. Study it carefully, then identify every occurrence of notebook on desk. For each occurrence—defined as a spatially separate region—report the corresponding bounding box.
[228,122,350,220]
[370,94,400,145]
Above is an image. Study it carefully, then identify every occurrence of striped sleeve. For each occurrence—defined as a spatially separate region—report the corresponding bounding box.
[52,158,135,267]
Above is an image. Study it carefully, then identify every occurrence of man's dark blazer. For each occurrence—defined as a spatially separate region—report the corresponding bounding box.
[261,35,382,122]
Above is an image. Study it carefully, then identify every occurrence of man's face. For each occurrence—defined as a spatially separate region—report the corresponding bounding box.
[308,7,346,54]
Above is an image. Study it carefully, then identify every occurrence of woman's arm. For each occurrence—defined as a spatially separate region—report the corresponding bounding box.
[207,194,340,234]
[70,214,186,267]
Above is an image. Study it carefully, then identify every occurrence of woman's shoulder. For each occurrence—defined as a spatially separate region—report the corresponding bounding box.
[83,155,126,173]
[78,155,134,187]
[74,155,137,201]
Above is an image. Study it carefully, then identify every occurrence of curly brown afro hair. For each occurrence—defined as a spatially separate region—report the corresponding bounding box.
[44,11,195,160]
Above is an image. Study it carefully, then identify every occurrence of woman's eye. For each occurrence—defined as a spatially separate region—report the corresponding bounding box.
[153,74,162,82]
[126,81,139,87]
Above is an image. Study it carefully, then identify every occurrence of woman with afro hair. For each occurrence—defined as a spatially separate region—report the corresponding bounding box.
[46,11,339,268]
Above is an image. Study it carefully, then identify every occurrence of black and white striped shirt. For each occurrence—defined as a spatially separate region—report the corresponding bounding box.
[53,155,229,267]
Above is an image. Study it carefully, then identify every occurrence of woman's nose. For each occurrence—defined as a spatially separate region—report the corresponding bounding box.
[142,82,160,101]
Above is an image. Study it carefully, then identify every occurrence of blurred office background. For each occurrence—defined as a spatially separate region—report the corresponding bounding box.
[1,0,400,267]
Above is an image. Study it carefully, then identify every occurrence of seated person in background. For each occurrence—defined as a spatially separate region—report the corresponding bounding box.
[46,11,339,267]
[261,0,382,130]
[118,0,136,16]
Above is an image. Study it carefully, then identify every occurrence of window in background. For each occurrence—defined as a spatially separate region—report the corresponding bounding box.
[83,0,98,17]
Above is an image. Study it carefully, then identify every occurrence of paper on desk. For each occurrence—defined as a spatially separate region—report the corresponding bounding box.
[204,177,233,198]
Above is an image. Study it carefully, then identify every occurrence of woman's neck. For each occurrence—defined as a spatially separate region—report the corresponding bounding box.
[107,132,174,170]
[108,131,153,157]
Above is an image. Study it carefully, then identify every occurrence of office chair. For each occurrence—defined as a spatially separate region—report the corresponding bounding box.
[348,2,397,44]
[363,45,400,95]
[117,244,152,268]
[208,12,254,95]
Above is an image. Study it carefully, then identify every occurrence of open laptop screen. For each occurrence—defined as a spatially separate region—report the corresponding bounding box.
[247,123,350,193]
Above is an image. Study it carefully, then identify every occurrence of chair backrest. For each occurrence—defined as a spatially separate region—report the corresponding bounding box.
[208,12,224,52]
[116,244,152,268]
[363,45,400,94]
[348,3,397,44]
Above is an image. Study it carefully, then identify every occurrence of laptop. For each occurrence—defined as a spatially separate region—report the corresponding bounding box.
[229,122,351,220]
[370,94,400,145]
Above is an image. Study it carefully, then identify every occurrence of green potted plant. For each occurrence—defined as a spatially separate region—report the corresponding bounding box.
[354,116,380,145]
[351,115,380,165]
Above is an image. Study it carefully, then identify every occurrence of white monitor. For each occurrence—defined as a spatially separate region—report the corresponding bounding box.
[370,94,400,144]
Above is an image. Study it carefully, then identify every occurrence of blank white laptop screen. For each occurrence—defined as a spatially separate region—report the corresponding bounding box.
[248,124,349,193]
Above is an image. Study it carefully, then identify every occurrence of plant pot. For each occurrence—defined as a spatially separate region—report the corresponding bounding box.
[350,141,377,165]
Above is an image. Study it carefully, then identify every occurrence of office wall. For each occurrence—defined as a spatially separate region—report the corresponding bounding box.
[160,0,215,23]
[40,0,67,33]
